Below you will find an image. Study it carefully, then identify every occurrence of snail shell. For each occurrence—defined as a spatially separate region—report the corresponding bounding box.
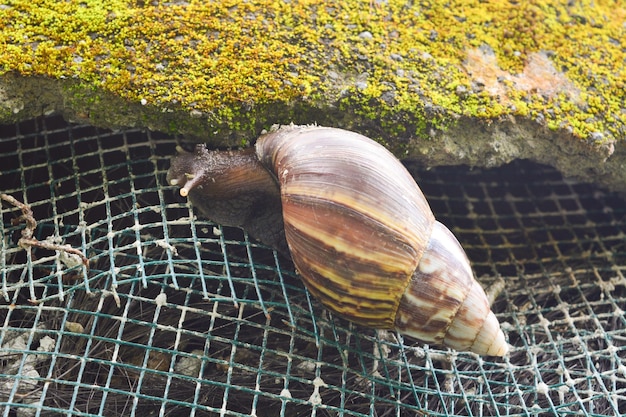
[167,125,508,356]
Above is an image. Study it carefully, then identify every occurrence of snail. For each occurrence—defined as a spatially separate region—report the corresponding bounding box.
[167,125,509,356]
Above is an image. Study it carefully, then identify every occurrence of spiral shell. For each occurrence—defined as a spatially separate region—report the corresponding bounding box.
[256,126,507,356]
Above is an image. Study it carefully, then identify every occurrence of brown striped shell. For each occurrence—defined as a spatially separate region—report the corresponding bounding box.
[167,125,508,356]
[255,126,507,356]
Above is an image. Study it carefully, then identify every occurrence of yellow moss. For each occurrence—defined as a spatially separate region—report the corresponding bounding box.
[0,0,624,143]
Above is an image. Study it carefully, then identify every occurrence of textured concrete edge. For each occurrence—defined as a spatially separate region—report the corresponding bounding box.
[1,1,624,192]
[1,1,624,145]
[1,73,624,196]
[0,74,373,148]
[416,117,626,197]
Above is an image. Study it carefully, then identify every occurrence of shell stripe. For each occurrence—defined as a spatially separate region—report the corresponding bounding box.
[282,193,418,272]
[285,226,401,326]
[281,192,420,326]
[394,222,474,345]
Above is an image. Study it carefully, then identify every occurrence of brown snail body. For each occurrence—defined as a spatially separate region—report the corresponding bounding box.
[167,125,508,356]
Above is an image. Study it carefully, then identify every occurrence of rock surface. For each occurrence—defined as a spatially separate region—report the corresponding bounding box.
[0,1,624,193]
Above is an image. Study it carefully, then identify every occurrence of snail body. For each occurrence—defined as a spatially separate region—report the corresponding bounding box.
[167,125,508,356]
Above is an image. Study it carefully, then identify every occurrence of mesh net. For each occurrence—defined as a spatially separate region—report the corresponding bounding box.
[0,115,624,417]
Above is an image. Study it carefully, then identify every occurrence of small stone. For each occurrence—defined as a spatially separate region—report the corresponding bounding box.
[588,131,604,142]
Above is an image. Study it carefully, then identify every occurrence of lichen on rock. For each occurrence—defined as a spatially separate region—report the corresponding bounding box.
[0,0,624,192]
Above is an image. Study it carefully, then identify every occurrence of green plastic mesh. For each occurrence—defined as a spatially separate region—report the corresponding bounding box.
[0,116,624,417]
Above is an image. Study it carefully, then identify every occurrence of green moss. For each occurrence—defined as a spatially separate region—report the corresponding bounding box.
[0,0,624,144]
